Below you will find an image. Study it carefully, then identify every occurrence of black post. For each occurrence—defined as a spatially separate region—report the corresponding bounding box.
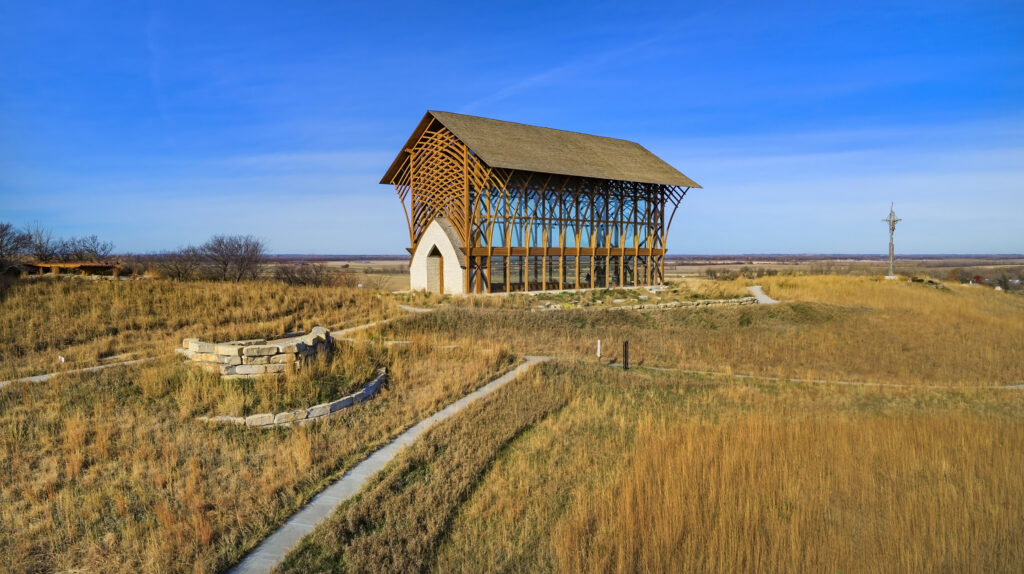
[623,340,629,370]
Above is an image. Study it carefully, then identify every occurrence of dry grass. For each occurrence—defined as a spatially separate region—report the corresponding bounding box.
[278,365,569,573]
[5,273,1023,572]
[387,274,1024,386]
[0,338,515,572]
[0,278,399,380]
[435,363,1024,573]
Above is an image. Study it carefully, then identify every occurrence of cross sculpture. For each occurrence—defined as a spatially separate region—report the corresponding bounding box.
[883,203,902,277]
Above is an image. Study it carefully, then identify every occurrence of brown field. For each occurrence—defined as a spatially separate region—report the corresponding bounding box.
[384,275,1024,387]
[2,270,1023,573]
[278,366,571,574]
[434,364,1024,573]
[0,278,516,572]
[0,279,400,381]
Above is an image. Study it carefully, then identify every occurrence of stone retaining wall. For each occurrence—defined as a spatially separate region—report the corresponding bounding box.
[532,296,759,312]
[198,368,387,429]
[177,326,334,379]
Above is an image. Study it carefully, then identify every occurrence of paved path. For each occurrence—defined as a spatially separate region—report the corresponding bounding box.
[747,285,778,304]
[329,305,433,338]
[228,355,551,574]
[0,357,155,391]
[397,304,433,313]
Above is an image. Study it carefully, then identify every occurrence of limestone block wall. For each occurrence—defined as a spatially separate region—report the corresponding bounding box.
[199,368,387,429]
[530,296,758,312]
[178,326,334,378]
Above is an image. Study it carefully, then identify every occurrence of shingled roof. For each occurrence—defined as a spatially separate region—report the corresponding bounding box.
[381,111,700,188]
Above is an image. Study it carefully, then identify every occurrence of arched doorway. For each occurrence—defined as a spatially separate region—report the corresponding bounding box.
[426,246,444,294]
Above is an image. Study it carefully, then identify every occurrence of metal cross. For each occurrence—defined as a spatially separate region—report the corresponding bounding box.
[882,203,902,277]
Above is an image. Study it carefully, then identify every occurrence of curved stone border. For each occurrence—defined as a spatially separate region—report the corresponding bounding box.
[199,367,387,429]
[531,296,758,312]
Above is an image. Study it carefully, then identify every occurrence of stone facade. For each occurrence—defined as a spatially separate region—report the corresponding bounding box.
[177,326,334,378]
[409,217,466,295]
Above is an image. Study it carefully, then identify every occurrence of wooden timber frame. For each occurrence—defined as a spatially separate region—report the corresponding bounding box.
[382,112,698,294]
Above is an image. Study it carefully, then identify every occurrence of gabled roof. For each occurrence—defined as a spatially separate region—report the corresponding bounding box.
[381,111,701,188]
[430,215,463,251]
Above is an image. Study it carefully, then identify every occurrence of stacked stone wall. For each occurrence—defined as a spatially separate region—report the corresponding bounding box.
[531,296,759,312]
[177,326,334,378]
[199,368,387,429]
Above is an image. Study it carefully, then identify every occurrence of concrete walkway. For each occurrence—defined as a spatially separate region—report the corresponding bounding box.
[748,285,778,304]
[228,355,550,574]
[329,305,433,338]
[0,357,155,391]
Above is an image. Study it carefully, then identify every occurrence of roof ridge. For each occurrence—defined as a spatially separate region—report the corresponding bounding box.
[428,110,644,147]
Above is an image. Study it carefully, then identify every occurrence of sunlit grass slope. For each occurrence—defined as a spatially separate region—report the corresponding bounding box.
[278,366,570,574]
[436,363,1024,573]
[387,275,1024,386]
[0,279,398,379]
[0,341,514,573]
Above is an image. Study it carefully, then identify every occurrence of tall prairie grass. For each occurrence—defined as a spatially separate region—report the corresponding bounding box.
[278,365,569,573]
[387,275,1024,386]
[0,279,398,379]
[557,413,1024,573]
[5,273,1023,572]
[436,363,1024,573]
[0,339,515,572]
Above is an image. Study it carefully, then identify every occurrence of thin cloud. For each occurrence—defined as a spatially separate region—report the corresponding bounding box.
[459,35,662,113]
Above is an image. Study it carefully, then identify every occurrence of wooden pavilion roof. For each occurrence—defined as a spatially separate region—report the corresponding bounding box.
[381,111,701,188]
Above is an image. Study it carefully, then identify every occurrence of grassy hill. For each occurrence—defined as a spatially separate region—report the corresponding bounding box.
[1,274,1022,572]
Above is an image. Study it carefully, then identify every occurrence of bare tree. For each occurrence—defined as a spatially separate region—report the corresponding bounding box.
[274,262,338,286]
[0,222,31,272]
[63,235,114,262]
[153,246,204,280]
[24,223,60,262]
[200,235,267,281]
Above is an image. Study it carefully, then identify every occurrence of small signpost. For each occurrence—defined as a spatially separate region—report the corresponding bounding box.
[623,340,629,370]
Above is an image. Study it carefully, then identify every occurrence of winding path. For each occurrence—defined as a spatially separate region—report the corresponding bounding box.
[0,357,155,391]
[747,285,778,304]
[228,355,550,574]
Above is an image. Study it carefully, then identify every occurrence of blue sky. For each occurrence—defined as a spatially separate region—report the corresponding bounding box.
[1,1,1022,254]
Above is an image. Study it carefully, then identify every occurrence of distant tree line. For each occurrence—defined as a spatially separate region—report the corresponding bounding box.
[705,266,779,281]
[152,235,268,282]
[3,220,376,288]
[0,222,114,272]
[153,240,363,286]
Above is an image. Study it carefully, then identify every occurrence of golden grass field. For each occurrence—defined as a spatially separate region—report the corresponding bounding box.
[386,275,1024,387]
[433,364,1024,573]
[0,279,516,572]
[1,273,1023,572]
[0,279,400,380]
